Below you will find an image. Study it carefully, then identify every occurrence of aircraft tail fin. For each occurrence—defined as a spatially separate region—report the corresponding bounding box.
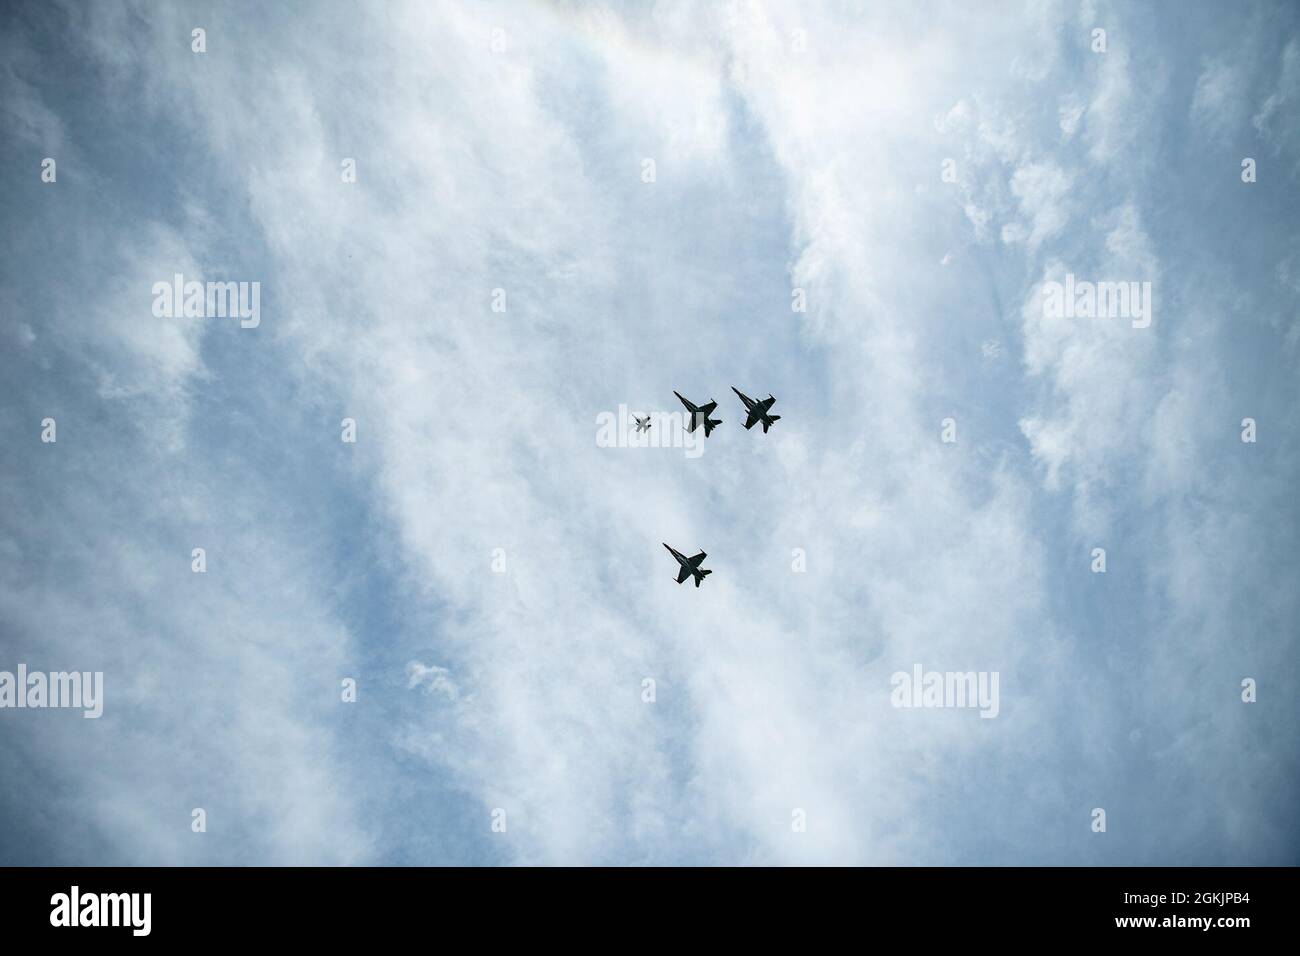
[693,568,711,587]
[762,415,781,433]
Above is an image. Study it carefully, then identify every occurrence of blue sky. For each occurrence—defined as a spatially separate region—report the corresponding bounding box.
[1,0,1297,865]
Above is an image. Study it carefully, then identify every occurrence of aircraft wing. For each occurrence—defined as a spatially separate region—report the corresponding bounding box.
[688,551,707,568]
[697,400,717,416]
[676,564,692,584]
[758,396,776,411]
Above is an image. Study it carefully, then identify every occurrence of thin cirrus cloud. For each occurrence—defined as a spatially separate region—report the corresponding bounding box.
[0,0,1296,866]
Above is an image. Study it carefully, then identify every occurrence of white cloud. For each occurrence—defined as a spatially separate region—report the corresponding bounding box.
[1002,160,1074,250]
[1018,203,1160,537]
[1253,39,1300,168]
[1191,59,1246,139]
[407,662,459,700]
[1058,98,1084,138]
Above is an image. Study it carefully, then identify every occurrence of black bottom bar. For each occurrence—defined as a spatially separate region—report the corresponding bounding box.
[0,866,1290,942]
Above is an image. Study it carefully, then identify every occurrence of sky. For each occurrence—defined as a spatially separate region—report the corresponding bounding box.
[1,0,1297,866]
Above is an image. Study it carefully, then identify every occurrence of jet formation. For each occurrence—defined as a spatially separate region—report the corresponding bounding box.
[661,386,780,588]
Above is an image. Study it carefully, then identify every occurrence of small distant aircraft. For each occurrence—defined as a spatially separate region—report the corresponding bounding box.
[663,543,712,588]
[731,387,780,433]
[673,391,721,437]
[633,415,652,433]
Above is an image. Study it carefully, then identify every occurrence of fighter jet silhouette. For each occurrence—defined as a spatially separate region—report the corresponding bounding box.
[663,543,711,588]
[673,391,721,436]
[633,415,652,433]
[732,387,780,433]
